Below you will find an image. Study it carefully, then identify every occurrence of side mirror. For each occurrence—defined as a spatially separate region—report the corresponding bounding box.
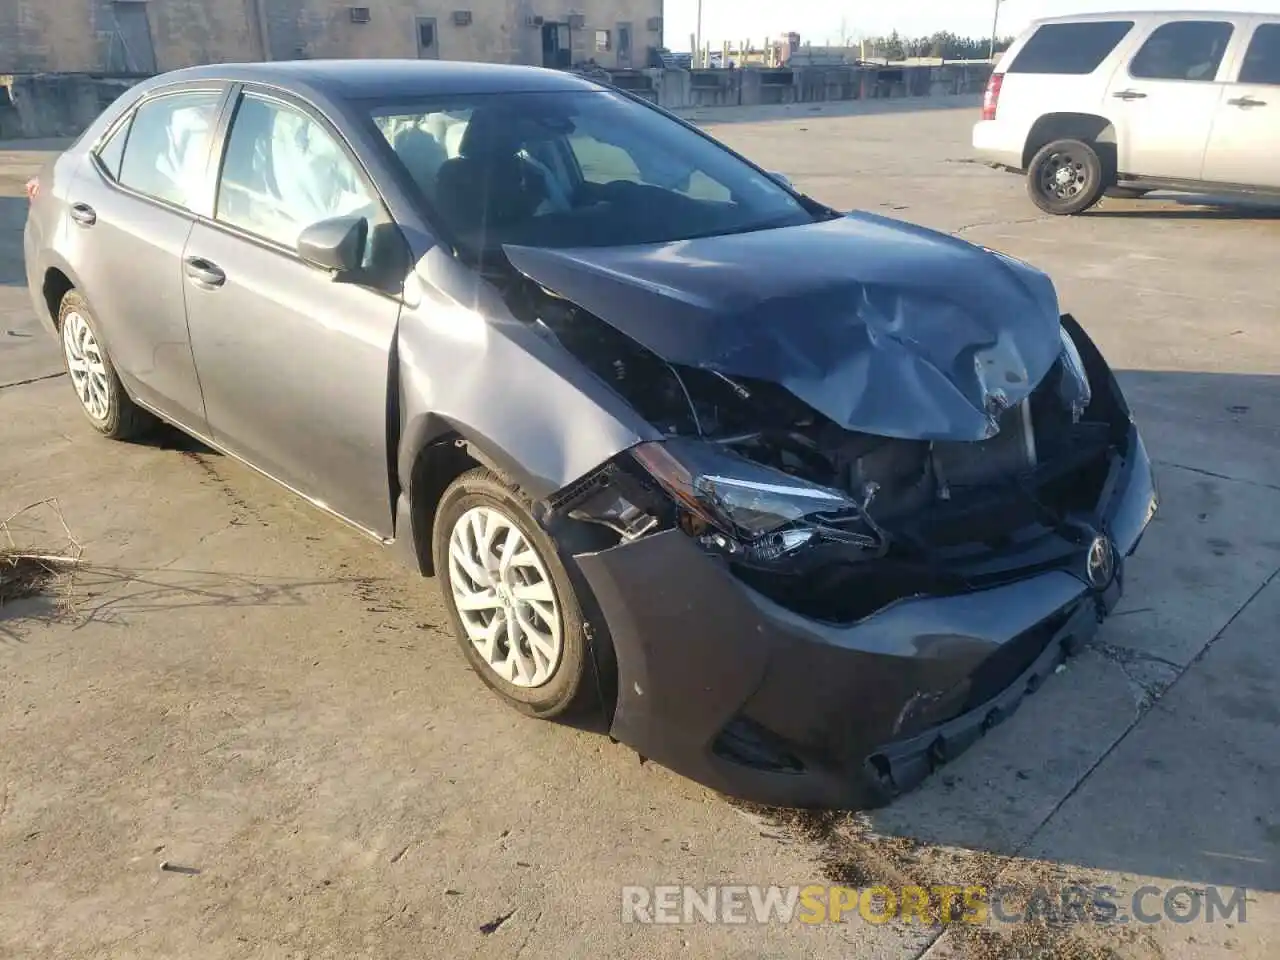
[297,215,368,274]
[768,171,795,189]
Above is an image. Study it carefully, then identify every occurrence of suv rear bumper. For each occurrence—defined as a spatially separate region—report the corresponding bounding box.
[972,120,1024,171]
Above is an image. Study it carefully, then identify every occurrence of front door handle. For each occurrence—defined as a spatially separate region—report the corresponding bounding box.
[69,202,97,226]
[1112,89,1148,101]
[1227,95,1267,108]
[184,257,226,288]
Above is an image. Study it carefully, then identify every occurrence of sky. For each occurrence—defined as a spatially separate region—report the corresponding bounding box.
[663,1,1280,50]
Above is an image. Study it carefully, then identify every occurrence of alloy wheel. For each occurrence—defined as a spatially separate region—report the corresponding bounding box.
[447,505,563,688]
[62,310,110,422]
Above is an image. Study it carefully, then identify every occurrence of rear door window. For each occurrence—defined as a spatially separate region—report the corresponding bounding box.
[1129,21,1235,82]
[1238,22,1280,84]
[117,90,224,209]
[1007,21,1135,75]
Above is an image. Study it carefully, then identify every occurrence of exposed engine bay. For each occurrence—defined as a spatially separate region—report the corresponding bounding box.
[508,279,1123,622]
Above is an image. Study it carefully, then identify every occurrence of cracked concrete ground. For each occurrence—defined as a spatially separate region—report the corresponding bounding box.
[2,99,1279,959]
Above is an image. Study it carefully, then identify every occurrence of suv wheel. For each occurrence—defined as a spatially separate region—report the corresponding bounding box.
[58,291,155,439]
[1026,139,1107,215]
[432,468,599,719]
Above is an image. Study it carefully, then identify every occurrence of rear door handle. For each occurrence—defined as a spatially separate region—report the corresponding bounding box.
[1112,89,1148,101]
[1227,96,1267,108]
[69,202,97,226]
[183,257,226,288]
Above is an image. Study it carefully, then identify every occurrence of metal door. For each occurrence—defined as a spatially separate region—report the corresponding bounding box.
[416,17,440,59]
[106,0,158,73]
[617,22,633,68]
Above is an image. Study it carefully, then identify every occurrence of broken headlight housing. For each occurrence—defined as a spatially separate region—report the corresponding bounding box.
[630,437,881,563]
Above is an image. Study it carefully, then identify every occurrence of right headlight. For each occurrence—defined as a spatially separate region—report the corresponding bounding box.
[629,437,880,563]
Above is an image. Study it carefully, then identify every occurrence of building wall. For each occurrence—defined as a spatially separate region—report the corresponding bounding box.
[0,0,664,74]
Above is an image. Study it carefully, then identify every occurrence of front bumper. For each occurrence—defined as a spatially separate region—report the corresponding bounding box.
[574,425,1156,809]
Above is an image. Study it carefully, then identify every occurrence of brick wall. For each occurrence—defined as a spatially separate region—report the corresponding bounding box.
[0,0,664,74]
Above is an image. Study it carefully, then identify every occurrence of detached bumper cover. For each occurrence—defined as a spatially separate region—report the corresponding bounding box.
[574,423,1156,809]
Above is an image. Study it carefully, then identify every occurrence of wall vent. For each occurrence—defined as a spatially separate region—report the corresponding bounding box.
[349,7,371,24]
[452,10,472,26]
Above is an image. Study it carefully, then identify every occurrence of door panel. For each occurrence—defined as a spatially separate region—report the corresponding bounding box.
[1108,19,1240,179]
[183,91,401,536]
[1203,19,1280,188]
[182,225,400,534]
[62,88,224,431]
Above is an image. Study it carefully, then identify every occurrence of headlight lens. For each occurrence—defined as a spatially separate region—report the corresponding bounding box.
[630,437,878,562]
[1057,324,1092,421]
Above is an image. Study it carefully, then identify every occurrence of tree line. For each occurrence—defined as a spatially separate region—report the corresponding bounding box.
[865,31,1015,60]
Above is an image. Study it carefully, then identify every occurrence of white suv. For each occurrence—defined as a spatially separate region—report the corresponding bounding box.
[973,10,1280,214]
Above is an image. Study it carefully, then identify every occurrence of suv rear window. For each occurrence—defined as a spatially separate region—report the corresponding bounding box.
[1007,21,1135,75]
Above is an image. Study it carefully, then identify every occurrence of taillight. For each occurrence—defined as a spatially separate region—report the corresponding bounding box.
[24,177,40,203]
[982,72,1004,122]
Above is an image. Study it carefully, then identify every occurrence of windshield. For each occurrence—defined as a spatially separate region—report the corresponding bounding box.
[368,90,815,253]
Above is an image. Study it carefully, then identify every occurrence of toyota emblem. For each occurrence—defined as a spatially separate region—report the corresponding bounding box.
[1085,534,1116,590]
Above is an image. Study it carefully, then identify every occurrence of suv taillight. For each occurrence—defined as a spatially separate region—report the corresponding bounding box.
[982,72,1003,122]
[25,177,40,203]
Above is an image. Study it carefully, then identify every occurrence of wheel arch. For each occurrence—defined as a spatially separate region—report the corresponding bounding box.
[42,268,76,329]
[396,417,622,719]
[396,412,549,576]
[39,252,90,329]
[1022,113,1118,173]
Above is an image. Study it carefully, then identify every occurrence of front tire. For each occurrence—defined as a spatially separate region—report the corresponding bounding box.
[58,291,154,440]
[1026,138,1107,215]
[432,468,597,719]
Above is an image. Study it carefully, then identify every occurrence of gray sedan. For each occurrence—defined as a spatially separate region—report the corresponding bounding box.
[24,60,1157,808]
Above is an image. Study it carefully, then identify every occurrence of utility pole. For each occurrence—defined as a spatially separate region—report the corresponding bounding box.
[695,0,703,67]
[989,0,1003,61]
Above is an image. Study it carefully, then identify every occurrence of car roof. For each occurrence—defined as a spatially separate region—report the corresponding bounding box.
[1026,9,1260,27]
[150,59,602,100]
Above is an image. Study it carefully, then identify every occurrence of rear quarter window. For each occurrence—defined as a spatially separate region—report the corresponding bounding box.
[1238,22,1280,84]
[1007,21,1135,75]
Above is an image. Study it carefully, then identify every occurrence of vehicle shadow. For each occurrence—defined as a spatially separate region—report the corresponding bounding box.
[1088,193,1280,220]
[149,421,218,454]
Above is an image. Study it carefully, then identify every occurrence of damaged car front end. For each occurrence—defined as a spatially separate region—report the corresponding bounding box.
[502,216,1157,809]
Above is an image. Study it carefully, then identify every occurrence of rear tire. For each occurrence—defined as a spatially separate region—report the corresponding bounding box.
[57,291,155,440]
[432,468,603,720]
[1026,138,1107,215]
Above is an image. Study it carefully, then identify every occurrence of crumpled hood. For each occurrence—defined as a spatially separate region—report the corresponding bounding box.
[504,212,1063,441]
